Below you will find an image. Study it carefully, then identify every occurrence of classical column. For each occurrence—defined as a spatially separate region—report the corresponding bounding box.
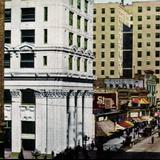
[35,90,47,154]
[83,91,94,144]
[10,90,21,153]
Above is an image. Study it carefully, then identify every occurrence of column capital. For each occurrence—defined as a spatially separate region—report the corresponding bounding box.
[10,89,21,98]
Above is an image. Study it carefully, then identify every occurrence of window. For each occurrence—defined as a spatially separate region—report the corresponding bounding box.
[44,29,48,44]
[20,53,34,68]
[69,11,73,26]
[156,42,160,47]
[93,43,96,48]
[138,24,142,30]
[138,42,142,48]
[101,70,104,75]
[84,0,88,13]
[110,61,114,66]
[84,38,88,50]
[93,9,96,14]
[156,51,160,57]
[4,90,11,104]
[102,8,105,14]
[138,16,142,21]
[147,16,151,20]
[137,70,141,74]
[156,15,160,21]
[147,42,150,46]
[77,15,81,29]
[138,33,142,39]
[137,51,142,57]
[5,30,11,43]
[156,33,160,38]
[69,32,73,46]
[110,17,115,22]
[84,19,88,32]
[101,52,105,58]
[93,17,96,23]
[147,51,150,56]
[4,54,10,68]
[5,9,11,22]
[101,26,105,31]
[110,8,115,14]
[101,34,105,40]
[77,0,81,9]
[21,89,35,104]
[21,8,35,22]
[43,56,47,66]
[110,43,115,48]
[146,61,150,65]
[101,61,105,67]
[93,70,96,75]
[93,35,96,40]
[155,69,159,74]
[84,59,87,72]
[147,24,151,28]
[156,78,159,84]
[155,61,160,66]
[147,6,151,11]
[44,7,48,21]
[110,70,114,75]
[21,30,35,43]
[137,61,142,66]
[77,35,81,47]
[101,17,105,22]
[138,6,142,12]
[147,33,151,37]
[156,24,160,29]
[22,121,35,134]
[156,7,160,12]
[68,55,73,70]
[93,61,96,67]
[110,25,115,31]
[93,26,96,31]
[101,43,105,48]
[77,57,80,71]
[110,52,114,58]
[110,34,115,39]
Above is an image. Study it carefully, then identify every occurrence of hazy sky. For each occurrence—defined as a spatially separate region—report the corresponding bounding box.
[94,0,132,4]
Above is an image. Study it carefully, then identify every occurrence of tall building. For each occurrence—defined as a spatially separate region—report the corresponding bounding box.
[4,0,94,154]
[93,3,131,79]
[0,0,4,158]
[131,0,160,97]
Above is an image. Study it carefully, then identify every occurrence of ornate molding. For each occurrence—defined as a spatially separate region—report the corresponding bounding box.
[10,90,21,98]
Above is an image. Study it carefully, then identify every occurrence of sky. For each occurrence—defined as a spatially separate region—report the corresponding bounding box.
[94,0,132,4]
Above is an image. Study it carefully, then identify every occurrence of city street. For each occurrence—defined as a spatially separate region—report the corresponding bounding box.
[105,132,160,159]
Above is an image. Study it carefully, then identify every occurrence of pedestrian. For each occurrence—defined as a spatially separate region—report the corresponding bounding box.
[91,141,95,150]
[151,136,154,144]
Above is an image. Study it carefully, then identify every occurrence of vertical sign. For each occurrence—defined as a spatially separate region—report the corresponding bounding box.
[0,0,4,158]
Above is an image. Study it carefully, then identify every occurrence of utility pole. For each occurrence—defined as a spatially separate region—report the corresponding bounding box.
[0,0,4,158]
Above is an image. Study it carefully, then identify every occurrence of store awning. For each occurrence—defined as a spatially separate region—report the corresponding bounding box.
[139,98,150,104]
[132,98,139,104]
[118,120,134,128]
[132,117,143,122]
[95,120,116,137]
[141,116,153,121]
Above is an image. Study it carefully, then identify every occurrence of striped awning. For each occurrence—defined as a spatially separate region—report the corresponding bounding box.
[118,120,134,128]
[139,98,150,104]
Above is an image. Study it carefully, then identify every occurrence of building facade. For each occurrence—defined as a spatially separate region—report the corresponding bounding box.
[4,0,94,154]
[93,3,131,79]
[131,0,160,97]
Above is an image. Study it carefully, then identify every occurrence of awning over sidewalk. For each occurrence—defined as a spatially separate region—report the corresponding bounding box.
[131,97,150,105]
[141,116,153,121]
[96,120,115,137]
[118,120,134,128]
[132,117,143,122]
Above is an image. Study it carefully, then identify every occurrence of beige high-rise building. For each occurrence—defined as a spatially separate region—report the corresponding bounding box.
[93,3,131,79]
[131,1,160,97]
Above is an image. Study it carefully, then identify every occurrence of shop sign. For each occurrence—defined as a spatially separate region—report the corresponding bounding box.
[130,112,138,118]
[93,93,117,112]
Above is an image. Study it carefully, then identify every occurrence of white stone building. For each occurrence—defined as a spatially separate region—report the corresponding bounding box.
[4,0,94,154]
